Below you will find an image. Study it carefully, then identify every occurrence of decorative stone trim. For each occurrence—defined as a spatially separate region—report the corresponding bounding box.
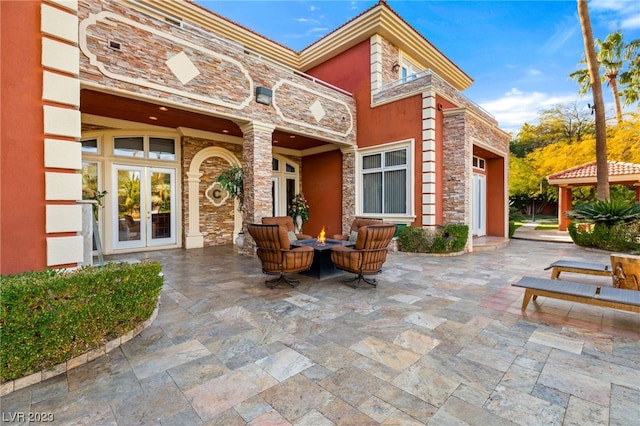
[42,0,82,269]
[421,90,437,228]
[0,297,161,397]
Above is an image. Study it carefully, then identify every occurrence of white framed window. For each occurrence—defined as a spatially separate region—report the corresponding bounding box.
[473,156,486,170]
[113,135,176,161]
[399,54,422,83]
[81,137,100,154]
[358,140,413,218]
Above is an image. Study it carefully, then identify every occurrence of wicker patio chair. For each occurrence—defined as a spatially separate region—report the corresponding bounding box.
[247,223,314,288]
[331,224,396,288]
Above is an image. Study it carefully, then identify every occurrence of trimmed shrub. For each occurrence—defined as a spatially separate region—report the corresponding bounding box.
[568,221,640,254]
[508,205,525,238]
[398,224,469,253]
[509,221,518,238]
[0,261,163,382]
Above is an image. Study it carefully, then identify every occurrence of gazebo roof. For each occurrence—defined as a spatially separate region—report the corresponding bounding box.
[547,161,640,186]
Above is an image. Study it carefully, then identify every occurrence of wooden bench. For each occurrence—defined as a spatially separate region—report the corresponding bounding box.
[512,276,640,313]
[544,260,611,280]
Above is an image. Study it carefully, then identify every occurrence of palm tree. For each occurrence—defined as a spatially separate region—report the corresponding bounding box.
[570,31,626,124]
[577,0,609,200]
[619,39,640,107]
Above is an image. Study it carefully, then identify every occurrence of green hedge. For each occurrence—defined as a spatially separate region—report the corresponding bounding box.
[0,261,163,382]
[397,224,469,253]
[568,221,640,254]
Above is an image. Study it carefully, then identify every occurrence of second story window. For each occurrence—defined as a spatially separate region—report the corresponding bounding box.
[400,60,419,83]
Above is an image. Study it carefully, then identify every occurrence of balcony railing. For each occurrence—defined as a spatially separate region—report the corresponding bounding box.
[373,68,495,121]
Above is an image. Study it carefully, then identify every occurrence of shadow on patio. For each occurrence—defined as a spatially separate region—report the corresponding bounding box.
[2,240,640,424]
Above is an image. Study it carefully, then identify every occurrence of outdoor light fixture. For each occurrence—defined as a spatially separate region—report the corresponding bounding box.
[255,86,272,105]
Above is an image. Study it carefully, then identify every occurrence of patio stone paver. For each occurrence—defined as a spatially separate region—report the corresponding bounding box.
[2,240,640,425]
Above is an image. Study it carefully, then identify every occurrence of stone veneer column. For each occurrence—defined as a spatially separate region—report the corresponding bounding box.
[340,146,357,236]
[42,0,84,267]
[421,90,437,228]
[239,122,275,255]
[442,108,470,225]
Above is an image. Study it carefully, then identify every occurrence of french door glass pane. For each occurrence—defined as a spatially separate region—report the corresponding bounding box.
[363,172,382,213]
[81,162,98,200]
[82,162,99,250]
[384,169,406,213]
[150,172,172,239]
[286,178,296,212]
[117,170,141,242]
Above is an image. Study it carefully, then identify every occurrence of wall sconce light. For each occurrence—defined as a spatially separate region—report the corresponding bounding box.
[437,103,444,111]
[392,62,400,73]
[255,86,273,105]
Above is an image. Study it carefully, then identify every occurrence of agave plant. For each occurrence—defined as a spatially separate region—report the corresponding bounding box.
[566,199,640,228]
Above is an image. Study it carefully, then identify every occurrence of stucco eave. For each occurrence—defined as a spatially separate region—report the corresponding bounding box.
[299,6,473,90]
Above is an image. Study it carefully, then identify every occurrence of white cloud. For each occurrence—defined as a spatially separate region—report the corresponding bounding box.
[590,0,640,31]
[621,14,640,30]
[542,22,577,53]
[590,0,627,13]
[479,89,580,133]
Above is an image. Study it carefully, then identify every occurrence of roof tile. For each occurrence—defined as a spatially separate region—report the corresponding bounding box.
[548,161,640,180]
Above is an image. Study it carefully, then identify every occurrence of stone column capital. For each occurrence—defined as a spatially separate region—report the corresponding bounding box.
[340,145,356,155]
[239,121,276,135]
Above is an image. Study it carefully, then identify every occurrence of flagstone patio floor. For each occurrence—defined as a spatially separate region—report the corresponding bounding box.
[2,239,640,425]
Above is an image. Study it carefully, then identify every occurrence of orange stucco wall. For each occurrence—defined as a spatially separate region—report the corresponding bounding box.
[306,40,425,226]
[1,1,47,274]
[301,150,343,238]
[486,157,505,236]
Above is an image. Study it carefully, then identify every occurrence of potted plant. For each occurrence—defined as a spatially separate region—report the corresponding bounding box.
[288,193,310,233]
[216,166,243,212]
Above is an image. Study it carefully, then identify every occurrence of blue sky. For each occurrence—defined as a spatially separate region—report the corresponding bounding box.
[195,0,640,133]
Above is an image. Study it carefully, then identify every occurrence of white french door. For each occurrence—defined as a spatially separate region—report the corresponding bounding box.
[271,177,280,216]
[472,173,486,237]
[112,165,176,249]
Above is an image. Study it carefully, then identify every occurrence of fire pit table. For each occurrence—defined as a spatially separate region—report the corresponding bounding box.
[290,238,355,280]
